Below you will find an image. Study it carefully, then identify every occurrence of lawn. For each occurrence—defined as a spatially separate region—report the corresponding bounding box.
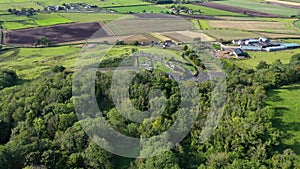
[0,46,80,79]
[214,0,300,17]
[268,83,300,157]
[232,48,300,69]
[107,5,168,14]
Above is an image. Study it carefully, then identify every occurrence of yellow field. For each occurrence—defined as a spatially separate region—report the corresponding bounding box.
[208,20,294,33]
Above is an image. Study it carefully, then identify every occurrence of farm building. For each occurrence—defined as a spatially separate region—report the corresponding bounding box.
[259,37,270,43]
[266,46,286,52]
[245,39,259,45]
[281,43,300,49]
[233,48,247,58]
[241,45,262,51]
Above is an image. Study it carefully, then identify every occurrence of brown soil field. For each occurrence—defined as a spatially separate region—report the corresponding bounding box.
[192,2,284,18]
[3,22,105,45]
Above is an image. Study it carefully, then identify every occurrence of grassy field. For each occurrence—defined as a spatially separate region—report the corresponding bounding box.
[58,13,126,23]
[294,20,300,29]
[214,0,300,17]
[30,13,73,26]
[0,46,80,79]
[0,2,43,10]
[268,83,300,157]
[108,5,168,13]
[178,4,246,16]
[232,48,300,69]
[204,29,259,41]
[0,12,73,30]
[0,0,150,8]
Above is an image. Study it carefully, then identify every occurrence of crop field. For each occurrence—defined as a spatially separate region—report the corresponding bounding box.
[204,29,259,41]
[192,2,282,18]
[207,20,295,34]
[122,34,159,43]
[232,48,300,69]
[213,0,300,17]
[108,5,168,13]
[3,22,103,45]
[268,83,300,157]
[160,30,214,42]
[258,32,300,39]
[0,46,80,79]
[107,18,196,36]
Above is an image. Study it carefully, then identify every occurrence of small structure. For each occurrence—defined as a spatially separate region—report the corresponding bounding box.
[233,48,247,58]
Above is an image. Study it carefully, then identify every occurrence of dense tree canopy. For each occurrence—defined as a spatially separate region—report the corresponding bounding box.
[0,51,299,168]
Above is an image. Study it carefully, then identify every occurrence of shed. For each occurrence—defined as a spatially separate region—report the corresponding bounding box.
[234,48,247,58]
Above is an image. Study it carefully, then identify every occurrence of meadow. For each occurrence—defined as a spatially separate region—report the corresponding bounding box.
[204,29,259,41]
[268,83,300,157]
[0,46,80,79]
[108,5,168,13]
[178,4,246,16]
[232,48,300,69]
[295,20,300,29]
[214,0,300,17]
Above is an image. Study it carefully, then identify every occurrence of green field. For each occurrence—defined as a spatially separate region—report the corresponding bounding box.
[0,2,43,10]
[268,83,300,157]
[0,46,80,79]
[0,0,150,8]
[179,4,246,16]
[232,48,300,69]
[30,13,73,26]
[108,5,168,13]
[204,29,259,41]
[214,0,300,17]
[295,20,300,29]
[58,13,126,23]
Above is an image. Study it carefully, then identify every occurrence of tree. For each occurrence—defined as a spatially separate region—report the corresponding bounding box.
[35,37,51,46]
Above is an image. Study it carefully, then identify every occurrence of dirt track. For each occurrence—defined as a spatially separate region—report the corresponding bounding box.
[192,2,285,18]
[3,22,105,45]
